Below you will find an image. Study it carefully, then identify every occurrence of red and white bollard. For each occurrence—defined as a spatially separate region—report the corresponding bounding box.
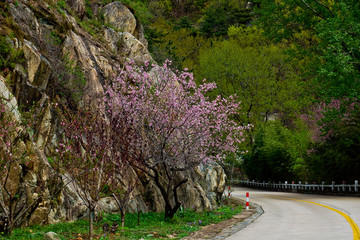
[228,186,231,199]
[246,192,249,210]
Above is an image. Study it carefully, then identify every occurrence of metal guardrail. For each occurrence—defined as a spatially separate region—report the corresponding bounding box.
[229,180,359,193]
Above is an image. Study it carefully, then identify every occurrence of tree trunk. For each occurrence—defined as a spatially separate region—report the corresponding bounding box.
[7,219,13,236]
[121,209,125,228]
[89,206,94,240]
[164,202,177,219]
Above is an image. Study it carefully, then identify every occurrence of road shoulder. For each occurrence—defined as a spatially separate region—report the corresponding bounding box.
[182,198,264,240]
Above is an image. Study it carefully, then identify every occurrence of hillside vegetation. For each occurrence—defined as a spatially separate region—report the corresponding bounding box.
[138,0,360,183]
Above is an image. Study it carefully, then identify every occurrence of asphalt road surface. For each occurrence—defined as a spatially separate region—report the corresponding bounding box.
[225,187,360,240]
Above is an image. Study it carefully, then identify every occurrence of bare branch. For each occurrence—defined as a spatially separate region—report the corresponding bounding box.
[313,0,334,16]
[300,0,326,20]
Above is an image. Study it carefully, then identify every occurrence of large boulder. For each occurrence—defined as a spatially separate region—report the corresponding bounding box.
[118,32,154,65]
[23,40,50,90]
[102,2,137,34]
[133,21,148,48]
[44,232,61,240]
[143,163,226,212]
[0,76,21,121]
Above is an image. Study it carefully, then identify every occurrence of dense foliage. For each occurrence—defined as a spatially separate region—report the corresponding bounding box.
[252,0,360,181]
[139,0,360,182]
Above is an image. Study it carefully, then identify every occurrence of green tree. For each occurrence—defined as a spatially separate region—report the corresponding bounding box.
[197,26,307,125]
[199,0,253,37]
[255,0,360,100]
[255,0,360,182]
[304,100,360,182]
[149,18,211,70]
[244,120,310,181]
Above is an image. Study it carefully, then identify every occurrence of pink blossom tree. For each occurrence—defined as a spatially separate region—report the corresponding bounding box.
[56,97,142,233]
[301,99,360,181]
[302,99,358,143]
[105,60,249,219]
[55,105,115,240]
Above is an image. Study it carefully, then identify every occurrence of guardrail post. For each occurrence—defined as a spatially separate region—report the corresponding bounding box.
[332,181,335,191]
[342,181,346,191]
[322,182,325,191]
[285,181,288,189]
[299,181,302,190]
[305,182,308,190]
[355,180,358,192]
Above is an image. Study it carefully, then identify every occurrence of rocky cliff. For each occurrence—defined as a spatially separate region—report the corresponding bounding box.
[0,0,226,227]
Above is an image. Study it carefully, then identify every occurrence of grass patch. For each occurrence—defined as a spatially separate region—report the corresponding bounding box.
[0,200,242,239]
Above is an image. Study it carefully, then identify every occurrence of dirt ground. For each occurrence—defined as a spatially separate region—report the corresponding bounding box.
[182,199,256,240]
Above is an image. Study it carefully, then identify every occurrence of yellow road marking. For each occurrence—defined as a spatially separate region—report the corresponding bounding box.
[273,196,360,240]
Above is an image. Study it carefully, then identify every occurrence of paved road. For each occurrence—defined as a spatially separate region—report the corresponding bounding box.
[225,187,360,240]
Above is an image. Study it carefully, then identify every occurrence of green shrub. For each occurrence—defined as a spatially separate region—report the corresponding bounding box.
[1,203,242,239]
[0,35,24,72]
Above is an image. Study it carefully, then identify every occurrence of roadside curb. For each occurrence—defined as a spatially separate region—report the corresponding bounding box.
[211,200,264,240]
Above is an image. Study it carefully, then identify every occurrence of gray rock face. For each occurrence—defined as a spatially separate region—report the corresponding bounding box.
[118,32,154,65]
[143,163,227,212]
[134,22,149,48]
[9,2,42,40]
[22,40,53,101]
[0,0,227,228]
[66,0,86,18]
[103,2,137,34]
[0,76,21,121]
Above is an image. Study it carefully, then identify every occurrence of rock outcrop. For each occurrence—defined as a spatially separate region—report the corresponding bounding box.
[103,2,137,34]
[0,0,226,227]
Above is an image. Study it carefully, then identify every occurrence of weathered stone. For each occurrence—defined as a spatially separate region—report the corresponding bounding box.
[62,31,104,104]
[133,22,148,48]
[104,27,121,53]
[118,32,154,65]
[34,96,52,149]
[24,171,37,186]
[0,76,21,121]
[88,44,114,78]
[66,0,85,18]
[128,196,149,213]
[97,197,118,214]
[63,31,94,69]
[6,165,22,198]
[44,232,61,240]
[28,207,48,226]
[195,163,226,202]
[9,2,42,40]
[178,180,213,211]
[102,2,137,34]
[144,181,165,212]
[23,40,52,90]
